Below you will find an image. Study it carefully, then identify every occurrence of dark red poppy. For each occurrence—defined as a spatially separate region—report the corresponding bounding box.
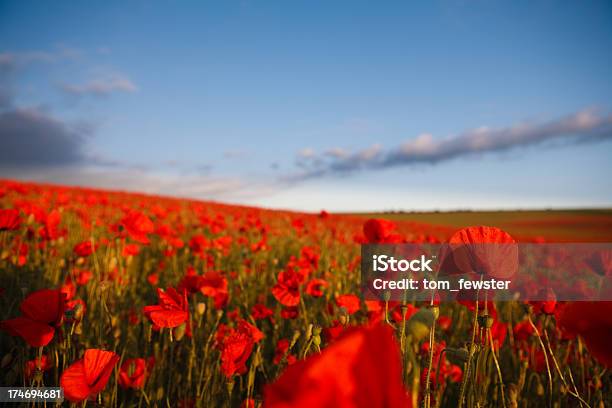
[118,357,155,389]
[60,349,120,402]
[556,301,612,367]
[0,208,21,231]
[0,289,66,347]
[264,324,411,408]
[143,287,189,328]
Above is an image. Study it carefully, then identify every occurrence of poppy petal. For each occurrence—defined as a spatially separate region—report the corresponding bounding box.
[148,310,189,328]
[0,317,55,347]
[60,360,91,402]
[20,289,64,324]
[83,349,120,393]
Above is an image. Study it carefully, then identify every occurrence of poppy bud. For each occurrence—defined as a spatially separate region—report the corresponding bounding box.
[339,314,348,325]
[196,302,206,316]
[429,305,439,320]
[536,382,544,396]
[173,323,187,341]
[312,334,321,347]
[312,325,322,336]
[305,324,313,339]
[406,308,434,342]
[290,330,300,347]
[155,386,164,401]
[477,314,494,329]
[74,322,83,336]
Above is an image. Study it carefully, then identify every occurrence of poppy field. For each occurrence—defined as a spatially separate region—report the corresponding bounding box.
[0,178,610,407]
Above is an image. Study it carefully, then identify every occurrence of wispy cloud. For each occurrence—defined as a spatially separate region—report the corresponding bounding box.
[61,74,137,97]
[0,46,81,71]
[290,109,612,180]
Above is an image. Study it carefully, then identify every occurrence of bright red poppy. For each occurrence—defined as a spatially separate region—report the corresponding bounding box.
[60,349,120,402]
[0,288,66,347]
[305,279,328,298]
[120,211,154,244]
[335,294,361,315]
[272,270,302,307]
[143,287,189,328]
[264,324,410,408]
[446,226,518,279]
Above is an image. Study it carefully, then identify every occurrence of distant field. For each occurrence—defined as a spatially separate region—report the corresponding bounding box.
[350,209,612,241]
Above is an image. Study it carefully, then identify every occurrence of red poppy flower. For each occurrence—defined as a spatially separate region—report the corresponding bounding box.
[363,218,402,244]
[251,303,273,320]
[220,330,255,378]
[264,324,411,408]
[556,301,612,367]
[200,271,228,298]
[446,226,518,279]
[280,306,299,320]
[143,287,189,328]
[305,279,328,298]
[60,349,120,402]
[118,357,155,389]
[0,208,21,231]
[0,288,66,347]
[272,270,302,307]
[120,211,154,244]
[335,294,361,315]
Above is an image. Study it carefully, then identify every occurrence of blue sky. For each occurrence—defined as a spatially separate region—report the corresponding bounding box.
[1,1,611,211]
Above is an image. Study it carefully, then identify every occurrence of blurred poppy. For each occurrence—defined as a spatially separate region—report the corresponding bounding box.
[264,324,410,408]
[363,218,402,244]
[335,294,361,315]
[0,208,21,231]
[556,301,612,367]
[118,357,155,389]
[120,211,154,244]
[25,355,52,380]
